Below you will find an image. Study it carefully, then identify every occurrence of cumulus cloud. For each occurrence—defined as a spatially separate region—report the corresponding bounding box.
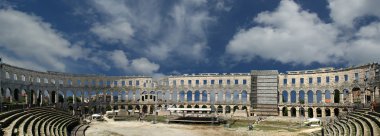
[226,0,343,65]
[90,0,213,62]
[107,50,159,75]
[0,8,85,71]
[328,0,380,28]
[226,0,380,66]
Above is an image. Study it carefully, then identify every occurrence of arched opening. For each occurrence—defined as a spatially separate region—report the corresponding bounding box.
[210,90,216,104]
[217,91,223,103]
[187,90,192,102]
[51,91,56,104]
[217,105,223,113]
[291,107,296,117]
[316,108,322,117]
[299,90,305,104]
[210,105,216,113]
[308,108,313,118]
[202,90,207,102]
[142,105,148,113]
[43,90,50,105]
[352,87,361,103]
[307,90,313,103]
[299,107,305,117]
[233,90,239,104]
[233,105,239,112]
[149,105,155,114]
[121,90,126,102]
[334,89,340,103]
[225,90,231,104]
[282,90,288,103]
[282,107,288,116]
[325,108,331,117]
[334,108,339,116]
[225,106,231,113]
[179,90,185,102]
[194,90,200,102]
[179,105,184,108]
[241,90,247,104]
[172,90,178,102]
[112,91,119,102]
[291,90,296,103]
[325,90,331,103]
[13,89,20,102]
[316,90,322,103]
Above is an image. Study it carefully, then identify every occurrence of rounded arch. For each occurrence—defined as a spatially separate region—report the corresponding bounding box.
[217,91,223,103]
[290,107,296,117]
[334,108,339,116]
[352,87,361,103]
[194,90,200,102]
[225,90,231,104]
[186,90,192,102]
[282,107,288,116]
[299,107,305,117]
[210,90,216,104]
[334,89,340,103]
[282,90,289,103]
[225,105,231,113]
[299,90,305,104]
[217,105,223,113]
[325,90,331,103]
[307,90,313,103]
[179,90,185,102]
[13,88,20,102]
[290,90,296,103]
[241,90,247,104]
[233,90,239,104]
[325,108,331,117]
[308,108,313,118]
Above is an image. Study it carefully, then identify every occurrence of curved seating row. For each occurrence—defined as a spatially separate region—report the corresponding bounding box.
[324,110,380,136]
[0,107,80,136]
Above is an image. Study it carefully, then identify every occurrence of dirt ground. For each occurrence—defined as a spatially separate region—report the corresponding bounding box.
[85,119,321,136]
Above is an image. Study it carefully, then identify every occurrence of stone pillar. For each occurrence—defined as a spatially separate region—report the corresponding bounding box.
[305,93,308,104]
[279,93,283,104]
[238,93,242,104]
[341,93,344,103]
[132,105,136,115]
[296,92,299,103]
[207,93,210,103]
[321,107,326,118]
[287,107,291,117]
[313,91,317,104]
[279,106,283,116]
[192,92,195,103]
[313,108,317,118]
[110,91,114,103]
[118,91,121,102]
[215,93,218,104]
[296,107,300,117]
[246,93,250,104]
[222,105,226,115]
[199,92,203,103]
[322,93,325,103]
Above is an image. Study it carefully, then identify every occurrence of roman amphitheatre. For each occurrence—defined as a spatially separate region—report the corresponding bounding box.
[1,61,380,136]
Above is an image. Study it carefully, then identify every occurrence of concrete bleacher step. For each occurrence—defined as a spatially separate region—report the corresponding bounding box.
[333,123,342,136]
[18,111,47,136]
[336,121,348,136]
[47,115,72,136]
[350,112,380,136]
[348,119,361,136]
[347,116,370,136]
[0,109,23,121]
[3,112,32,136]
[344,120,356,136]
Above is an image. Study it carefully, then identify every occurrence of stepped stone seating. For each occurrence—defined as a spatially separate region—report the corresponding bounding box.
[323,109,380,136]
[0,107,81,136]
[350,112,380,135]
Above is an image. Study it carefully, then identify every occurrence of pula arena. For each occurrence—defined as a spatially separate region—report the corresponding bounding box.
[1,62,380,118]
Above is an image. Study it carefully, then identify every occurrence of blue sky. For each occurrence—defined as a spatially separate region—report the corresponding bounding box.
[0,0,380,76]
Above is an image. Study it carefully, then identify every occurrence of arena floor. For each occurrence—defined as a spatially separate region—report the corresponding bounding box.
[85,118,321,136]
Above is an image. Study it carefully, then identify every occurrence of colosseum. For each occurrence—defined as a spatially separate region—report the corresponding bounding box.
[1,61,380,135]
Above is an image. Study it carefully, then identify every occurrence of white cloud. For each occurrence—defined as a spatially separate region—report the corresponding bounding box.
[130,58,160,75]
[226,0,343,65]
[91,19,134,44]
[90,0,213,62]
[0,8,85,71]
[328,0,380,28]
[344,22,380,64]
[106,50,159,75]
[226,0,380,66]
